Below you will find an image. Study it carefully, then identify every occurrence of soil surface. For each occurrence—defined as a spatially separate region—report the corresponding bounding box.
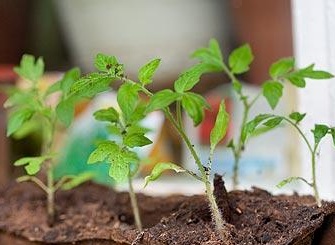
[0,177,335,245]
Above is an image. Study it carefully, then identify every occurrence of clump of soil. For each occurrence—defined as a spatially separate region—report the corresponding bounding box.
[1,177,334,244]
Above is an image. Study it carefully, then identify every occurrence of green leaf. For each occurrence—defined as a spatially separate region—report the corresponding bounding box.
[276,176,310,188]
[117,82,140,121]
[286,74,306,88]
[7,108,34,136]
[242,114,273,144]
[4,91,37,109]
[94,53,118,73]
[138,58,161,85]
[107,149,138,182]
[269,57,294,79]
[174,63,212,93]
[298,64,333,79]
[262,81,283,109]
[263,117,283,128]
[312,124,329,145]
[144,162,185,187]
[289,112,306,124]
[107,124,122,135]
[128,102,147,123]
[93,107,119,122]
[228,44,254,74]
[210,101,229,154]
[69,72,115,98]
[146,89,180,113]
[61,172,95,191]
[46,67,81,97]
[14,55,44,83]
[124,133,152,148]
[14,155,53,175]
[56,97,76,127]
[87,141,119,164]
[191,39,224,71]
[181,92,209,126]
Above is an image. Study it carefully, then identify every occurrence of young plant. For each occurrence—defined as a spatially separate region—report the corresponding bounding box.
[4,55,93,225]
[192,39,334,189]
[68,52,230,237]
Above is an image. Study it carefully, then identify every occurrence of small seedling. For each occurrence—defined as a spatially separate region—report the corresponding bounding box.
[67,52,230,237]
[4,55,94,225]
[192,39,334,189]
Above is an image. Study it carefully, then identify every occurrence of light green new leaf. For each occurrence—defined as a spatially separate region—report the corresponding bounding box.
[286,74,306,88]
[69,72,115,98]
[263,117,283,128]
[289,112,306,124]
[124,133,152,148]
[87,141,119,164]
[46,67,81,97]
[191,39,224,71]
[241,114,273,144]
[56,97,76,127]
[181,92,210,126]
[4,91,37,109]
[117,82,140,121]
[269,57,294,79]
[94,53,118,72]
[144,162,185,187]
[146,89,180,113]
[138,58,161,85]
[277,176,311,188]
[7,108,34,136]
[14,55,44,83]
[61,172,95,190]
[174,63,212,93]
[210,101,229,155]
[14,155,53,175]
[298,64,334,79]
[128,102,147,123]
[262,81,283,109]
[93,107,119,122]
[107,149,138,182]
[312,124,329,145]
[228,44,254,74]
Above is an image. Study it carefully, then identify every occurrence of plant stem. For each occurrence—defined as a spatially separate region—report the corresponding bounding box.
[164,109,229,239]
[128,175,142,231]
[283,118,321,206]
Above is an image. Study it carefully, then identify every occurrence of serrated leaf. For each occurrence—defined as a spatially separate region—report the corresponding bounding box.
[107,149,138,182]
[269,57,294,79]
[61,172,95,190]
[124,133,152,148]
[87,141,119,164]
[93,107,119,122]
[191,39,224,71]
[14,55,44,83]
[69,72,115,98]
[144,162,185,187]
[174,63,212,93]
[7,108,34,136]
[14,155,53,175]
[289,112,306,124]
[181,92,209,126]
[46,67,81,97]
[146,89,180,113]
[56,97,76,127]
[210,101,229,154]
[94,53,118,72]
[138,58,161,85]
[128,102,147,123]
[276,176,310,188]
[117,82,139,121]
[262,81,283,109]
[228,44,254,74]
[242,114,273,144]
[287,74,306,88]
[312,124,329,145]
[263,117,283,128]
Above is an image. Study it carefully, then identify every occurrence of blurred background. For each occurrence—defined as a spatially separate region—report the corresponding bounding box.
[0,0,334,198]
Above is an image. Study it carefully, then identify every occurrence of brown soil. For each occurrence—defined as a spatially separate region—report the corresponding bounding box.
[0,176,334,245]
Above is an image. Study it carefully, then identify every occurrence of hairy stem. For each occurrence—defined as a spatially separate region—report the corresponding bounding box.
[164,109,228,239]
[128,175,142,231]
